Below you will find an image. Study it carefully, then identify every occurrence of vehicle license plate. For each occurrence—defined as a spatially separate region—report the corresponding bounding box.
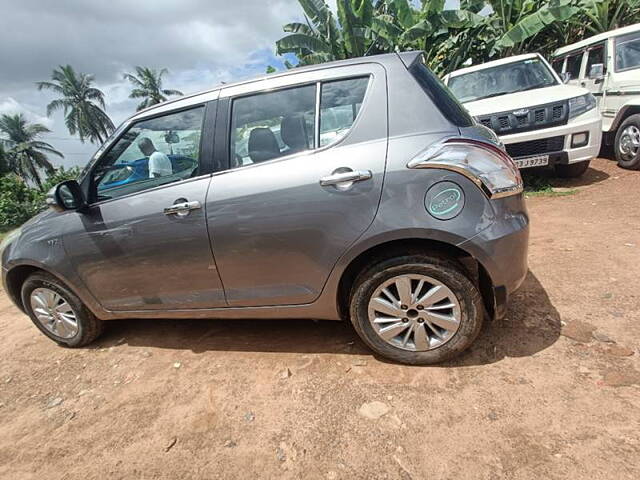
[514,155,549,169]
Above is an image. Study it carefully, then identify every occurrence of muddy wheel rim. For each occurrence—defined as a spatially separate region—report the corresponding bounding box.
[367,274,461,352]
[30,287,78,339]
[619,125,640,161]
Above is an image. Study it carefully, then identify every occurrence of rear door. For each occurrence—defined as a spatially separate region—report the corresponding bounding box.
[206,64,388,307]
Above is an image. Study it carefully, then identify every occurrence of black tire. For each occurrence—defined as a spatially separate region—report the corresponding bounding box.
[554,160,590,178]
[614,114,640,169]
[21,272,104,347]
[349,254,483,365]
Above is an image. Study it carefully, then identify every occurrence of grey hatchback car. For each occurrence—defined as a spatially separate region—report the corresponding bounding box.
[1,52,529,364]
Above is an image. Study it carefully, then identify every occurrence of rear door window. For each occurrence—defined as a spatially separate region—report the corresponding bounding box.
[229,76,371,168]
[230,85,316,168]
[319,77,369,147]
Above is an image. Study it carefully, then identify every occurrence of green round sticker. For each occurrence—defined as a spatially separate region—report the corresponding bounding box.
[425,181,465,220]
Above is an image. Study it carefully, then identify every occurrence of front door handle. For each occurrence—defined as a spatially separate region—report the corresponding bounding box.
[320,169,372,187]
[164,200,202,217]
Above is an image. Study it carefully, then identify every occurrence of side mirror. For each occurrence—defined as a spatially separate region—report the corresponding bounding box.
[46,180,86,213]
[588,63,605,80]
[560,72,571,84]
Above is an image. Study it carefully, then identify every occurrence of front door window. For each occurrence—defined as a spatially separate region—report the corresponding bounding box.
[93,107,204,201]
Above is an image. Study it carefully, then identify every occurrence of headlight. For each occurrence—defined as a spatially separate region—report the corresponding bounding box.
[407,138,523,199]
[568,93,597,119]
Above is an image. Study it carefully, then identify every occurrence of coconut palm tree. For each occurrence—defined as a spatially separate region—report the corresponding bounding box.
[123,67,183,111]
[0,114,63,190]
[37,65,114,144]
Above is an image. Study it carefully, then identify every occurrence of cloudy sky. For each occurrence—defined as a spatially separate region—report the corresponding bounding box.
[0,0,457,167]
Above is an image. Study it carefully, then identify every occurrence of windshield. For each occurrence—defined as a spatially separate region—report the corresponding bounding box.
[448,57,558,103]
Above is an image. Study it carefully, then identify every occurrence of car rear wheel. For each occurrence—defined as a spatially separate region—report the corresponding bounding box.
[21,272,104,347]
[349,254,483,365]
[554,160,590,178]
[615,114,640,169]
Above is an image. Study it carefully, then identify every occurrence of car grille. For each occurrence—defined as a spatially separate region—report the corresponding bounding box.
[474,100,569,135]
[505,136,565,158]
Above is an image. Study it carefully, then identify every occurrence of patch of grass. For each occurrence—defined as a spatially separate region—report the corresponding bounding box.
[522,171,577,197]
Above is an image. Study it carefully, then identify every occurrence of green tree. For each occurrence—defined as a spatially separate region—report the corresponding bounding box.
[0,174,43,228]
[123,67,183,111]
[37,65,114,144]
[276,0,381,65]
[0,114,63,190]
[0,143,10,175]
[275,0,640,75]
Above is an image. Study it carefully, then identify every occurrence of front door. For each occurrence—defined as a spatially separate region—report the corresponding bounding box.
[65,104,226,311]
[207,66,388,306]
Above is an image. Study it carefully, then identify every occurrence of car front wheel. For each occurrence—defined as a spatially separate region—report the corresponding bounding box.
[349,255,483,365]
[21,272,104,347]
[615,114,640,169]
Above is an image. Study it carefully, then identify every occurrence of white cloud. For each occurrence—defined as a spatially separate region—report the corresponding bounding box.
[0,97,54,129]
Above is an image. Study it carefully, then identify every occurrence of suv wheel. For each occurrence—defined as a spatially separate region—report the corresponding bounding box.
[615,114,640,169]
[21,272,104,347]
[554,160,590,178]
[349,255,483,365]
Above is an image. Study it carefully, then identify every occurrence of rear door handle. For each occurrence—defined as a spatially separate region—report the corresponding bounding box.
[320,169,372,187]
[164,200,202,217]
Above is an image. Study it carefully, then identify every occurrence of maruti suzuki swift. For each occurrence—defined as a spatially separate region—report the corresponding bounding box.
[1,52,529,365]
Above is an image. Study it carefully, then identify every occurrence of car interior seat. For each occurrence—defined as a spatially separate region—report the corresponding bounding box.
[248,127,281,163]
[280,115,310,154]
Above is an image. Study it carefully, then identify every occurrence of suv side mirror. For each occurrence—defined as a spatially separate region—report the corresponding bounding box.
[46,180,86,213]
[588,63,605,81]
[560,72,571,84]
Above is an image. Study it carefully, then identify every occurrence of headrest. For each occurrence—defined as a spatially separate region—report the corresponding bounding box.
[281,115,309,152]
[248,127,280,163]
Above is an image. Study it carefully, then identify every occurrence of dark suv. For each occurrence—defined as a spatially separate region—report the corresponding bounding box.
[1,52,529,364]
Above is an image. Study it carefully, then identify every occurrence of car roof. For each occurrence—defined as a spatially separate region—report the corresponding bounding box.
[131,51,421,121]
[446,53,541,78]
[554,22,640,56]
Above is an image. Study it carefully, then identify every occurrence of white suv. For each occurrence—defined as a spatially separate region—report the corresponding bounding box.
[552,23,640,170]
[444,53,602,178]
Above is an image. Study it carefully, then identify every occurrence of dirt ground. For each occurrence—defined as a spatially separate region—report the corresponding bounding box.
[0,157,639,480]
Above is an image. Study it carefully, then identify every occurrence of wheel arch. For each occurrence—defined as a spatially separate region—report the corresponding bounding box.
[4,263,95,316]
[610,103,640,134]
[335,237,496,321]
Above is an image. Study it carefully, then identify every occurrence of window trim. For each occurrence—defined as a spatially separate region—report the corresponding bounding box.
[564,50,585,80]
[614,31,640,73]
[220,74,373,175]
[86,102,213,206]
[585,42,607,78]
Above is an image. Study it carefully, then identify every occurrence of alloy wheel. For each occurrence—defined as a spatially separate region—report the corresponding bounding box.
[30,287,79,339]
[367,274,461,352]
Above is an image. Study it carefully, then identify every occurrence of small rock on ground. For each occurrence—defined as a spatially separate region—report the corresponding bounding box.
[358,401,390,419]
[46,397,63,409]
[601,368,640,387]
[606,345,635,357]
[561,320,596,343]
[164,437,177,452]
[592,331,615,343]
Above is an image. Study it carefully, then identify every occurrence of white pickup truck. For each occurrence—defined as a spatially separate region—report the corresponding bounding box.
[444,53,602,178]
